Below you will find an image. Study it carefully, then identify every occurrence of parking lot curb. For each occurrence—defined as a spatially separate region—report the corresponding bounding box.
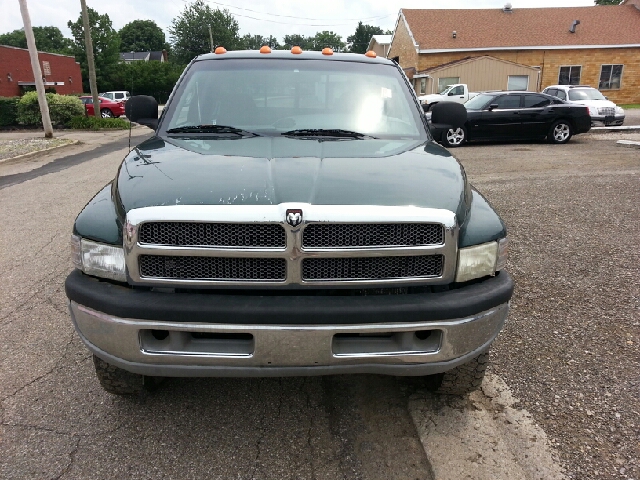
[590,125,640,132]
[0,139,80,166]
[616,140,640,149]
[409,373,567,480]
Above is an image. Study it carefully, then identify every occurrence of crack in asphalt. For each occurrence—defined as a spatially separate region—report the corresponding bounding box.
[51,434,81,480]
[0,263,69,325]
[248,381,268,480]
[1,331,75,404]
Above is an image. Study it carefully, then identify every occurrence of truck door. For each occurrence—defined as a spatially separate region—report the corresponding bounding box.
[446,85,466,103]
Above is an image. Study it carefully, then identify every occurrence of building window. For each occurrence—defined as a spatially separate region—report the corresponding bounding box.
[599,64,623,90]
[438,77,460,93]
[558,66,581,85]
[507,75,529,91]
[42,61,51,76]
[419,78,427,95]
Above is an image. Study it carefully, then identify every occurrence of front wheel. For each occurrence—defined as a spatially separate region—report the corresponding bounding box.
[424,350,489,395]
[100,108,114,118]
[93,355,163,395]
[548,120,572,144]
[441,126,466,148]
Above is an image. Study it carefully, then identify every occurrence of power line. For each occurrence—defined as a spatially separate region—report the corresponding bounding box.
[204,0,394,24]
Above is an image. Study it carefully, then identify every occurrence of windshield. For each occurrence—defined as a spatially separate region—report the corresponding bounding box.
[160,58,426,139]
[439,85,453,94]
[568,89,607,101]
[464,94,493,110]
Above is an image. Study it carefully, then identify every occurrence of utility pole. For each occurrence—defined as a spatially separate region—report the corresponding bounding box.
[208,25,214,53]
[18,0,53,138]
[80,0,101,118]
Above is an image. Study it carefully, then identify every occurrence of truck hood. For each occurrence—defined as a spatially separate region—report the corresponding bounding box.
[418,94,445,104]
[115,135,469,223]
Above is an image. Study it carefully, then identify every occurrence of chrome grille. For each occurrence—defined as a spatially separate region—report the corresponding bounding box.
[598,107,615,116]
[139,222,285,248]
[302,255,443,281]
[303,223,443,248]
[140,255,286,281]
[125,205,458,287]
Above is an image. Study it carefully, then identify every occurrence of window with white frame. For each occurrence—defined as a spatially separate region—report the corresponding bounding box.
[42,61,51,76]
[418,77,427,95]
[507,75,529,91]
[438,77,460,93]
[599,64,623,90]
[558,66,581,85]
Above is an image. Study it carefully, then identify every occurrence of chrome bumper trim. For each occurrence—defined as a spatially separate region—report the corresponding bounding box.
[69,301,508,374]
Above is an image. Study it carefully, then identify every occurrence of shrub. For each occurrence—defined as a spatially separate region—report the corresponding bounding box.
[67,116,129,130]
[0,96,20,126]
[16,91,85,126]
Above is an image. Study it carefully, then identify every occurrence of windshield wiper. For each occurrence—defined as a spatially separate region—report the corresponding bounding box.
[165,125,260,136]
[282,129,376,139]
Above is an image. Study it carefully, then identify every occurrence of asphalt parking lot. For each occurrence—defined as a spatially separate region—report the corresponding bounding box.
[453,131,639,480]
[0,126,638,479]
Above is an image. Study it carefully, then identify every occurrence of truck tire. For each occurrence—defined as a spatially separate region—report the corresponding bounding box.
[548,120,572,144]
[426,350,489,395]
[93,355,162,395]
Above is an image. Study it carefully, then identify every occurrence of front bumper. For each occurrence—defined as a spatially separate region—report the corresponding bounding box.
[591,114,624,126]
[65,270,513,377]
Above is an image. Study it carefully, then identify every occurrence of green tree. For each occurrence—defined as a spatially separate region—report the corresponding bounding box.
[347,22,384,54]
[310,31,346,51]
[67,8,121,91]
[169,0,240,64]
[0,26,74,55]
[240,34,279,50]
[119,20,166,52]
[594,0,621,3]
[109,61,184,103]
[282,34,314,50]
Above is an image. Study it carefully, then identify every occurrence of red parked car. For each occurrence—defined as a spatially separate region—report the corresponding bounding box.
[79,96,125,118]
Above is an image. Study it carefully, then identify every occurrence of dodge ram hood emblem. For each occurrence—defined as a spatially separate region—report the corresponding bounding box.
[286,209,303,227]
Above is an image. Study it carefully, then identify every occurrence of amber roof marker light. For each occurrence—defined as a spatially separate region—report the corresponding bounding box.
[322,47,334,55]
[291,46,303,54]
[215,46,227,54]
[260,45,272,54]
[365,50,377,58]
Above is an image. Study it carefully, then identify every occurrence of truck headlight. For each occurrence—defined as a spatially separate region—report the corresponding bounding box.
[456,238,507,283]
[588,106,598,116]
[615,106,624,115]
[70,235,126,282]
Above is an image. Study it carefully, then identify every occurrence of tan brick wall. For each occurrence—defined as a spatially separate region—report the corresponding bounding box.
[387,17,419,71]
[413,48,639,104]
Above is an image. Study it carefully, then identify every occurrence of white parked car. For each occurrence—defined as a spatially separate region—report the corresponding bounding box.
[99,91,130,102]
[542,85,624,126]
[418,84,479,111]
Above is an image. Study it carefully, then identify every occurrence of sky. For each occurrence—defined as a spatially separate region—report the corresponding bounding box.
[4,0,595,44]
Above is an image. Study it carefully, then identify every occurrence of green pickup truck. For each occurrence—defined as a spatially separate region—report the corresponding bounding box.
[65,49,513,395]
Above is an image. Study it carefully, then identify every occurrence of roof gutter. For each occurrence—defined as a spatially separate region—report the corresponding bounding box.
[419,44,640,53]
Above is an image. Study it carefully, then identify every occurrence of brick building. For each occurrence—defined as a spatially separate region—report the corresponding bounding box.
[0,45,83,97]
[387,1,640,104]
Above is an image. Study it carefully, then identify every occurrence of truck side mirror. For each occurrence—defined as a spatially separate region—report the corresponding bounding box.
[125,95,159,130]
